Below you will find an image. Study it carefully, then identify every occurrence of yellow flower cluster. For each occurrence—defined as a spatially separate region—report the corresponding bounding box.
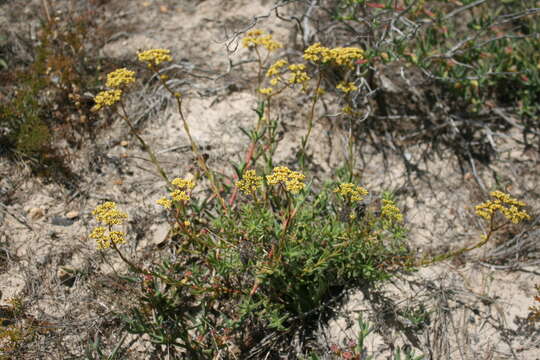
[475,190,530,224]
[267,59,288,77]
[90,202,128,250]
[303,43,329,63]
[287,64,310,86]
[303,43,364,68]
[242,29,282,52]
[92,201,128,225]
[137,49,173,66]
[171,177,196,189]
[105,68,136,89]
[236,169,263,195]
[342,105,354,115]
[93,68,137,111]
[259,87,274,96]
[92,89,123,111]
[334,183,369,202]
[90,227,127,250]
[156,197,172,209]
[336,81,358,93]
[331,47,365,67]
[263,60,311,93]
[381,199,404,223]
[156,177,196,209]
[266,166,305,194]
[266,58,288,87]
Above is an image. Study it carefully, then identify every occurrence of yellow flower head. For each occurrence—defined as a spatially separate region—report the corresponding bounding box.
[156,197,172,209]
[106,68,136,89]
[137,49,173,66]
[336,81,358,93]
[157,177,195,209]
[92,89,123,111]
[259,87,274,96]
[475,190,530,224]
[342,105,355,115]
[171,189,190,202]
[329,47,364,68]
[92,202,128,225]
[334,183,369,202]
[171,177,196,190]
[90,226,126,250]
[89,226,107,241]
[236,169,263,195]
[266,166,305,194]
[242,29,282,52]
[287,63,310,86]
[108,231,127,247]
[304,43,364,69]
[381,199,404,223]
[303,43,331,63]
[266,59,288,78]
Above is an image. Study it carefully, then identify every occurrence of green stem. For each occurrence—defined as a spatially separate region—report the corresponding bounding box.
[299,69,322,170]
[346,110,356,180]
[154,68,228,212]
[118,102,169,184]
[418,216,502,266]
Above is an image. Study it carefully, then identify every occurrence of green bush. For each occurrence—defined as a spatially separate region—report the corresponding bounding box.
[83,14,533,357]
[0,11,103,178]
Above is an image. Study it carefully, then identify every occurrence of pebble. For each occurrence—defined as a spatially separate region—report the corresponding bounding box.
[28,207,45,220]
[65,211,79,219]
[51,216,74,226]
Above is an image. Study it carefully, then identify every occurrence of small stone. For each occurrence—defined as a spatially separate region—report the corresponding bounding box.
[51,216,74,226]
[65,211,79,219]
[28,207,45,220]
[151,223,170,246]
[120,140,129,147]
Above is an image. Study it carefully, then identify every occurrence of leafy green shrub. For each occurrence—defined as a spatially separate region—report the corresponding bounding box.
[325,0,540,155]
[85,41,416,357]
[0,297,38,360]
[87,177,412,357]
[0,7,105,178]
[86,25,532,358]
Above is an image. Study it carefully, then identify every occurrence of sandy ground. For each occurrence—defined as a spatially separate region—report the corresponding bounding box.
[0,0,539,358]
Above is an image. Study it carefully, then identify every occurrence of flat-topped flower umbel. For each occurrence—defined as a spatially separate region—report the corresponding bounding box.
[266,166,305,194]
[90,202,128,249]
[475,190,530,224]
[137,48,173,66]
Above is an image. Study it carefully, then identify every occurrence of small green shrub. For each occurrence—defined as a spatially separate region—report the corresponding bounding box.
[0,297,37,360]
[86,26,532,358]
[85,42,417,357]
[87,175,412,357]
[334,0,539,113]
[0,8,105,178]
